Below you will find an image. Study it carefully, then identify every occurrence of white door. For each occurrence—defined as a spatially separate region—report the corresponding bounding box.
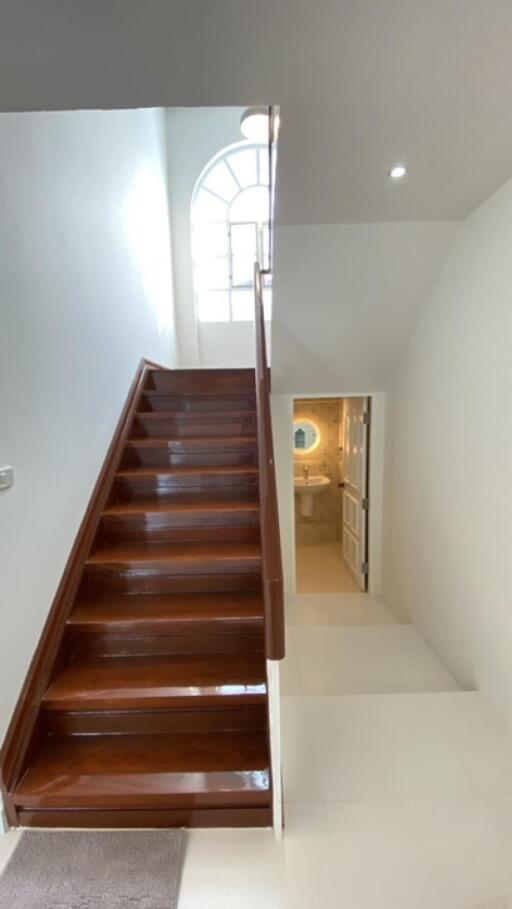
[342,397,369,590]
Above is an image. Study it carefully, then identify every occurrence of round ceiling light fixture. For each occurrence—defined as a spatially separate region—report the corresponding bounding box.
[389,164,408,180]
[240,106,270,142]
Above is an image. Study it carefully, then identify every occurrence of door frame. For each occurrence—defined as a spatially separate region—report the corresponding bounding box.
[342,395,370,591]
[287,392,385,598]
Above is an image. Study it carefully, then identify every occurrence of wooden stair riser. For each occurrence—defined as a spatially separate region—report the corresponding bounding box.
[17,807,273,829]
[84,544,262,592]
[139,394,256,413]
[130,414,257,439]
[85,571,262,596]
[65,630,264,658]
[121,447,258,469]
[43,705,268,737]
[41,652,267,712]
[111,473,258,503]
[145,369,256,395]
[67,591,264,628]
[13,730,271,810]
[42,686,266,712]
[109,488,259,511]
[97,514,260,545]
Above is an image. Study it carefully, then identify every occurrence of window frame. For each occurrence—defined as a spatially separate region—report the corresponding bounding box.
[191,140,272,324]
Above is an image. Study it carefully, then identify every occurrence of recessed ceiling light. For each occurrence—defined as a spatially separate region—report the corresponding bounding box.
[240,106,270,142]
[389,164,407,180]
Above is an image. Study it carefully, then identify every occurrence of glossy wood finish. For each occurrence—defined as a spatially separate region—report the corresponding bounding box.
[112,466,259,503]
[146,368,257,394]
[43,653,267,710]
[17,807,273,829]
[254,264,285,660]
[68,591,264,634]
[15,731,270,809]
[139,393,257,413]
[66,591,265,658]
[98,499,260,544]
[86,541,262,572]
[2,362,281,829]
[44,705,268,737]
[131,412,257,440]
[121,436,258,469]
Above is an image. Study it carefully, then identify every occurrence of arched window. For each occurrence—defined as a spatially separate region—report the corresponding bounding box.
[191,141,272,322]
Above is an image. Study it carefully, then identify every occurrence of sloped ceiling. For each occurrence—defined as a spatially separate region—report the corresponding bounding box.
[1,1,512,224]
[271,222,459,393]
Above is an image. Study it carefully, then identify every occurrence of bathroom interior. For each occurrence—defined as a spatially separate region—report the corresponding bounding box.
[293,396,369,594]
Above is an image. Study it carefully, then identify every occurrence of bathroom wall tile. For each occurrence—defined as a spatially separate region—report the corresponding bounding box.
[294,399,343,545]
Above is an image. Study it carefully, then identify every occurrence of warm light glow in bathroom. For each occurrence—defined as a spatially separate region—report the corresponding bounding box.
[293,418,321,455]
[389,164,407,179]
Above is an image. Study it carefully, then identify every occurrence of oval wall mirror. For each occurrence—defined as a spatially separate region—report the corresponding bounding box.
[293,418,320,454]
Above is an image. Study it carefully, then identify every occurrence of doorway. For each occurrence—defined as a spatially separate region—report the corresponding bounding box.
[293,396,370,594]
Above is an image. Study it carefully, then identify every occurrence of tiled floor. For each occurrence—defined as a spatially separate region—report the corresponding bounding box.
[296,542,361,593]
[283,593,458,695]
[4,594,512,908]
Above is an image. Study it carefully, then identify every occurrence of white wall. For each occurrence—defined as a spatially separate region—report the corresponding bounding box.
[270,395,296,601]
[271,223,459,395]
[268,222,458,608]
[0,108,176,742]
[382,175,512,723]
[165,107,257,368]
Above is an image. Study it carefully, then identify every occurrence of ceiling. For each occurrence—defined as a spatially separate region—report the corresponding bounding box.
[1,1,512,224]
[271,222,459,393]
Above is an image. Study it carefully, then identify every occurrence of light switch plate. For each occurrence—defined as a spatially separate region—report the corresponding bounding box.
[0,466,14,491]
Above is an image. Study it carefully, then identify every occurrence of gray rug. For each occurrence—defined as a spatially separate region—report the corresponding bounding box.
[0,829,185,909]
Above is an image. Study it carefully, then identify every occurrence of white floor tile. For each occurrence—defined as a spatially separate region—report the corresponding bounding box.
[291,624,459,694]
[178,827,283,909]
[279,633,301,696]
[281,803,338,909]
[302,694,477,800]
[287,592,397,626]
[281,697,326,804]
[0,829,20,875]
[428,691,512,795]
[296,543,360,594]
[324,798,512,909]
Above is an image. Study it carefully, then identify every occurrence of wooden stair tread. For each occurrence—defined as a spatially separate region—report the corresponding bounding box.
[143,390,255,398]
[116,465,258,477]
[86,541,261,566]
[43,653,266,710]
[103,499,259,516]
[5,364,277,831]
[69,592,264,632]
[135,410,257,419]
[140,392,256,410]
[14,731,270,809]
[145,367,256,394]
[126,436,258,449]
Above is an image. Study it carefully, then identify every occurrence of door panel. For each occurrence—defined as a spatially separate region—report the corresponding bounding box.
[343,490,360,538]
[342,397,369,590]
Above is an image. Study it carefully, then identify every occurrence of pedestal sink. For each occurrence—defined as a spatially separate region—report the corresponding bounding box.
[294,475,331,517]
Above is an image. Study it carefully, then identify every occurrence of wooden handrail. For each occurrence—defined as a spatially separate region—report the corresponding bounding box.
[254,263,285,660]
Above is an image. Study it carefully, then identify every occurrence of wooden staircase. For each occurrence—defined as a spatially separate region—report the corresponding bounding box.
[1,366,277,829]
